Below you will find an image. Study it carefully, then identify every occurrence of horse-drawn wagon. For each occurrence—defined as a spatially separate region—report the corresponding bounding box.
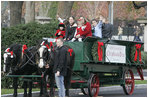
[62,37,145,97]
[4,37,145,97]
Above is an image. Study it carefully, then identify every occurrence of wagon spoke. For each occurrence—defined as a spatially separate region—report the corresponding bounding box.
[123,69,135,95]
[88,74,100,97]
[125,79,133,84]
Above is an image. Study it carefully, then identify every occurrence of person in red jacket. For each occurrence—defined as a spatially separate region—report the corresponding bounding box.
[55,23,65,39]
[71,19,86,42]
[77,16,92,39]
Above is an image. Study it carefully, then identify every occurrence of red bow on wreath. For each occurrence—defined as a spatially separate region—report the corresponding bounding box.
[134,44,142,63]
[98,41,104,61]
[22,45,27,54]
[68,49,73,56]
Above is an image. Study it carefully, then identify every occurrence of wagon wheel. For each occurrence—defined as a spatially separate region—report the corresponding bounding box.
[122,69,135,95]
[81,88,88,95]
[88,74,99,97]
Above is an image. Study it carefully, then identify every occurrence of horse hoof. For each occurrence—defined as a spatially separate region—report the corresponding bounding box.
[50,94,54,97]
[45,94,49,97]
[49,92,54,97]
[39,94,49,97]
[28,94,32,97]
[13,94,17,97]
[39,94,43,97]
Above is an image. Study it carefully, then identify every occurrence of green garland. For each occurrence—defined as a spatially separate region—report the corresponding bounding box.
[91,41,103,62]
[141,51,147,68]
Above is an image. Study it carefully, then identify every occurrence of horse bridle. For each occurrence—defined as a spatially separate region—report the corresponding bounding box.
[37,41,54,66]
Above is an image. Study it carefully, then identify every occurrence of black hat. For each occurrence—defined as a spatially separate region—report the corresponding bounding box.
[58,23,65,28]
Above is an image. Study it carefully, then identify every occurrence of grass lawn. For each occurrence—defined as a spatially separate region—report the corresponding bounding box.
[135,80,147,84]
[1,88,40,95]
[1,80,147,95]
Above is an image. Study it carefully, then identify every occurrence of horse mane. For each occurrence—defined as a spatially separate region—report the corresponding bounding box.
[9,44,22,60]
[28,46,37,53]
[36,39,48,48]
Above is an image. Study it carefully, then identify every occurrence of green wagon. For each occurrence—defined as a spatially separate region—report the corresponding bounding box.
[63,37,146,97]
[6,37,145,97]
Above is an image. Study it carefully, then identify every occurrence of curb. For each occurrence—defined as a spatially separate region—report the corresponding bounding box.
[99,84,147,91]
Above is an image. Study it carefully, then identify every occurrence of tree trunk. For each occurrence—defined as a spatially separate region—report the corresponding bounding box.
[9,1,23,26]
[38,1,52,17]
[25,1,35,23]
[57,1,74,19]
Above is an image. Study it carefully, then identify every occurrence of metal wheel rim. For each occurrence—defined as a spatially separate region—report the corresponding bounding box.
[88,74,99,97]
[123,69,135,95]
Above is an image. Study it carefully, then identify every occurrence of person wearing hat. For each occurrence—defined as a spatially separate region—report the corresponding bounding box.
[56,15,77,41]
[55,23,66,39]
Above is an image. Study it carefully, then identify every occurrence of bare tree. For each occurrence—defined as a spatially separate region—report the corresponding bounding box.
[81,1,107,20]
[57,1,74,19]
[9,1,23,26]
[94,2,99,18]
[25,1,35,23]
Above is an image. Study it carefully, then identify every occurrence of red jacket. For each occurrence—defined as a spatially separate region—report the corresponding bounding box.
[79,22,92,37]
[55,29,65,39]
[75,27,83,36]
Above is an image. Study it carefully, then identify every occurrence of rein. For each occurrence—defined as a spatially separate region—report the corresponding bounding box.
[19,49,38,69]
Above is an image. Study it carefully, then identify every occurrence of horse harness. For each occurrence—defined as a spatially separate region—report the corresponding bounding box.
[5,45,38,70]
